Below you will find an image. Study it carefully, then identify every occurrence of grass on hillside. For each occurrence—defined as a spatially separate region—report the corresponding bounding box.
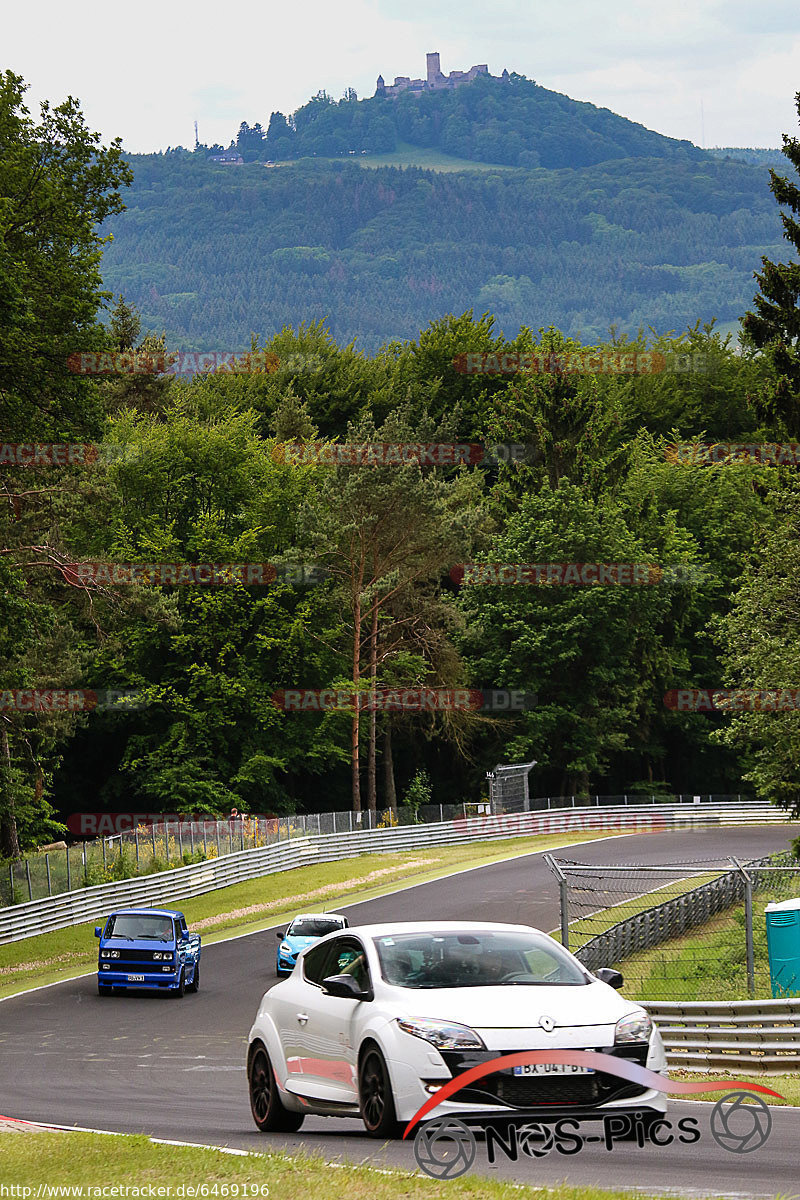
[279,141,519,173]
[0,1129,736,1198]
[0,830,614,999]
[613,899,800,1002]
[668,1070,800,1106]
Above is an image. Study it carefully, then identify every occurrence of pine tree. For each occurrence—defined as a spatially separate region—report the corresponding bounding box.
[742,90,800,435]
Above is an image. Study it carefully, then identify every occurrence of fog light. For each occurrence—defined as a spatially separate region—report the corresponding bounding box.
[162,966,171,972]
[424,1084,443,1095]
[102,964,110,970]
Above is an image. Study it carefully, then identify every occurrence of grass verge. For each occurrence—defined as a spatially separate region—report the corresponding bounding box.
[609,891,800,1002]
[0,1128,728,1198]
[668,1070,800,1106]
[0,830,615,1000]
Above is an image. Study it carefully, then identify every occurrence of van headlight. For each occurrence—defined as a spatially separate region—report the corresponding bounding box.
[615,1010,652,1043]
[397,1017,486,1051]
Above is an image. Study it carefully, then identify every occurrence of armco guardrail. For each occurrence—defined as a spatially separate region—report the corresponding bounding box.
[0,801,788,945]
[645,999,800,1070]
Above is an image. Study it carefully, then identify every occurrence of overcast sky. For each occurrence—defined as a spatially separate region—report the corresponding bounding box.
[4,0,799,153]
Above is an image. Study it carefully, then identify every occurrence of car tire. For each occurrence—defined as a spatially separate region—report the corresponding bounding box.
[248,1044,305,1132]
[187,964,200,993]
[173,967,186,998]
[358,1045,403,1138]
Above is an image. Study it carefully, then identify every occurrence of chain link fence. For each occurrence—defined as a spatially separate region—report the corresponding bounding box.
[546,851,800,1001]
[0,792,765,908]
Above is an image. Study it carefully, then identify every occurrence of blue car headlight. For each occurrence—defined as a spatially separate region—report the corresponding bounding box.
[279,941,293,955]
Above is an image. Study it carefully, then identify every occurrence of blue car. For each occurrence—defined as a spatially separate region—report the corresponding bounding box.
[275,912,349,975]
[95,906,201,997]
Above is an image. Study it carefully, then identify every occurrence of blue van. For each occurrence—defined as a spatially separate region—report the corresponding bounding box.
[95,907,201,996]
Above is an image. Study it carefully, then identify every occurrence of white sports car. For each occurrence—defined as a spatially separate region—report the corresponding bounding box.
[247,921,667,1138]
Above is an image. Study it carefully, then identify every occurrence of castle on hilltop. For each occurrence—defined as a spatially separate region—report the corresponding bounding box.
[376,52,504,98]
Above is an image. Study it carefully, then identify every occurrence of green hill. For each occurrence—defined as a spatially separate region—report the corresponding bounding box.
[101,148,784,351]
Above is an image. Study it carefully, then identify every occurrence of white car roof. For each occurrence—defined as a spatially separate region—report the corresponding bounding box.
[345,921,545,937]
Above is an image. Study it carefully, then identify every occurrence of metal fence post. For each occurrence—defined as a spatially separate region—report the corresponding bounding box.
[25,859,32,901]
[152,823,157,860]
[66,845,71,892]
[8,861,14,904]
[216,822,221,858]
[45,853,51,896]
[165,824,170,863]
[731,858,755,998]
[82,840,87,884]
[134,828,140,867]
[178,822,184,859]
[102,838,107,870]
[544,853,570,950]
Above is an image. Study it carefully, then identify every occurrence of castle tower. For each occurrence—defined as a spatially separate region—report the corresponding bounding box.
[376,74,385,94]
[427,51,441,87]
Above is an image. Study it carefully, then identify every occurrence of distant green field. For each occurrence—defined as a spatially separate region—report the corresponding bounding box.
[283,142,518,173]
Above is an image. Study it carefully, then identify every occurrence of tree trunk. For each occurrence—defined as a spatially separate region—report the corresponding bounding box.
[0,723,21,859]
[351,586,362,813]
[366,600,379,815]
[384,723,397,812]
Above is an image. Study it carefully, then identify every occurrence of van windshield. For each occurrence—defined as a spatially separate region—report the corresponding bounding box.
[106,914,174,941]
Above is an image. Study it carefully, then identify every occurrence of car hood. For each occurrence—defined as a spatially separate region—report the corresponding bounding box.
[285,936,318,949]
[102,938,174,950]
[383,981,636,1030]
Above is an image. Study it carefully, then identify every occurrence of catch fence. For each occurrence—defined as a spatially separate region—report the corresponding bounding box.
[547,851,800,1001]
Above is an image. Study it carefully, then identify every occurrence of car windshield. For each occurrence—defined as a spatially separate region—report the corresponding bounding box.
[374,931,589,988]
[106,914,174,941]
[288,917,344,937]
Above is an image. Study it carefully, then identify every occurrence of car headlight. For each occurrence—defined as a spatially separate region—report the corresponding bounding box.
[397,1017,486,1051]
[100,951,110,959]
[280,942,293,954]
[615,1010,653,1043]
[110,950,120,959]
[153,952,162,960]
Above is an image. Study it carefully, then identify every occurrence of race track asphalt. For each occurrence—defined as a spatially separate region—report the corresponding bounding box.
[1,824,799,1198]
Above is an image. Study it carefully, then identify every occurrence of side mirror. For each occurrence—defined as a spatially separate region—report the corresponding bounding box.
[322,973,370,1000]
[94,926,102,938]
[596,967,624,989]
[276,930,284,940]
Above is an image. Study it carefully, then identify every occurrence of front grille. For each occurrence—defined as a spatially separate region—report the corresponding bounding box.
[101,948,173,962]
[494,1074,598,1106]
[441,1044,651,1110]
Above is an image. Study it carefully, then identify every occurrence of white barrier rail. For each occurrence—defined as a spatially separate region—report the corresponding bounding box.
[645,999,800,1071]
[0,801,788,945]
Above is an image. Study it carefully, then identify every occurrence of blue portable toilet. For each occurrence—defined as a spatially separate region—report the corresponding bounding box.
[765,898,800,997]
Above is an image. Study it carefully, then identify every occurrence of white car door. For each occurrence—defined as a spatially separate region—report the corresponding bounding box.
[282,935,370,1103]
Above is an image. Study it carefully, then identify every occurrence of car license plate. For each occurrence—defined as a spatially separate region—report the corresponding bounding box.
[127,974,145,982]
[513,1063,594,1076]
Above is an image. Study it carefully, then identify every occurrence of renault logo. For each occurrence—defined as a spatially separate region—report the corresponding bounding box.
[539,1015,555,1032]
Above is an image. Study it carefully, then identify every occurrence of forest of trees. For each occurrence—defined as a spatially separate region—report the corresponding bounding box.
[4,69,800,856]
[99,151,785,353]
